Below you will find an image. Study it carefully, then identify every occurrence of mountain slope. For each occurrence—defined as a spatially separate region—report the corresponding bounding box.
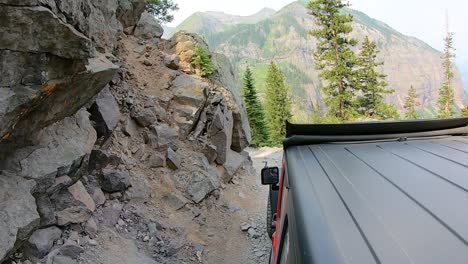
[175,8,275,37]
[175,1,465,120]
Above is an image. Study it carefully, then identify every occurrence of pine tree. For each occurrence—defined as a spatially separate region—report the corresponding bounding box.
[462,106,468,117]
[308,0,358,121]
[264,62,292,146]
[404,85,421,119]
[356,36,397,119]
[242,67,269,146]
[438,31,456,118]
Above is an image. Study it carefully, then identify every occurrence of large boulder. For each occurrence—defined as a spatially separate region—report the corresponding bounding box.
[134,12,163,40]
[170,74,209,136]
[172,152,221,203]
[0,172,40,262]
[117,0,146,29]
[89,86,121,140]
[14,110,97,190]
[209,99,234,165]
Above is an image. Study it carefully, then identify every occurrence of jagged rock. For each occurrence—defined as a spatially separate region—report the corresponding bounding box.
[0,173,40,262]
[134,12,163,40]
[164,54,180,70]
[90,187,106,207]
[148,153,165,168]
[131,107,158,127]
[202,144,218,164]
[223,150,246,182]
[56,206,91,226]
[173,153,221,203]
[122,116,139,137]
[47,176,73,194]
[13,110,97,192]
[163,193,189,210]
[100,169,131,192]
[0,5,94,59]
[84,218,98,239]
[68,181,96,212]
[117,0,146,29]
[152,123,179,150]
[209,103,234,165]
[89,86,121,140]
[89,149,122,173]
[166,148,181,170]
[46,240,83,264]
[170,74,209,136]
[25,226,62,259]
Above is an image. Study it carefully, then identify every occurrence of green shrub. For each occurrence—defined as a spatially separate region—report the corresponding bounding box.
[146,0,178,23]
[191,47,216,78]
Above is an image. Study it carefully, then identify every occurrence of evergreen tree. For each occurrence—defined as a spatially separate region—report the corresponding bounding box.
[146,0,179,23]
[462,106,468,117]
[308,0,358,121]
[264,62,292,146]
[191,47,216,78]
[356,36,397,119]
[404,85,421,119]
[242,67,269,146]
[438,31,456,118]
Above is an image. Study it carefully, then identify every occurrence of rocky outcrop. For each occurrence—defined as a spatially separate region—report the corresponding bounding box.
[0,3,252,263]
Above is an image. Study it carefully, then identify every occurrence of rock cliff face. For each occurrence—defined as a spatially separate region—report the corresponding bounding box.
[175,1,465,118]
[0,1,251,263]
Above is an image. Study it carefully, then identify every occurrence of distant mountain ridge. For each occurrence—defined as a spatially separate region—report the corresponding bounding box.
[175,1,465,119]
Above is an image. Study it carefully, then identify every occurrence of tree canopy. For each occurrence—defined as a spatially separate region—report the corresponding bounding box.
[146,0,179,23]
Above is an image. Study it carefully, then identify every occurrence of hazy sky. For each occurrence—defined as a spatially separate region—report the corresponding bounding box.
[168,0,468,67]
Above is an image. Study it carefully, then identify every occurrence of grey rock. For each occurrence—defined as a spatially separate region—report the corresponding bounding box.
[142,59,153,66]
[248,228,259,239]
[131,107,157,127]
[164,54,180,70]
[223,150,246,182]
[152,123,179,150]
[162,193,189,210]
[122,116,139,137]
[240,223,251,232]
[126,173,151,200]
[170,74,209,136]
[0,6,94,59]
[98,200,123,226]
[85,218,98,238]
[148,153,165,168]
[166,148,181,170]
[25,226,62,259]
[202,144,218,164]
[18,110,97,191]
[91,188,106,207]
[173,154,221,203]
[117,0,146,29]
[56,206,91,226]
[134,12,163,40]
[209,103,234,165]
[0,173,40,262]
[50,255,77,264]
[89,86,121,139]
[89,149,122,173]
[100,169,131,192]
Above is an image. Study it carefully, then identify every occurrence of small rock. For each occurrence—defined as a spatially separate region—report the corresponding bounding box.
[240,223,251,232]
[56,207,91,226]
[68,181,96,212]
[255,251,265,258]
[148,153,165,168]
[143,236,150,242]
[110,192,123,200]
[84,218,98,239]
[147,223,158,235]
[248,228,259,239]
[164,54,180,70]
[142,59,152,66]
[117,219,126,226]
[131,107,157,127]
[25,226,62,258]
[88,239,98,246]
[166,148,181,170]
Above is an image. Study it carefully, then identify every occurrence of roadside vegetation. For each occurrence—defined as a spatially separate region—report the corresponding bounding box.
[192,46,216,77]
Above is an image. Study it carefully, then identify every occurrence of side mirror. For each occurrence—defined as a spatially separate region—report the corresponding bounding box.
[261,167,279,185]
